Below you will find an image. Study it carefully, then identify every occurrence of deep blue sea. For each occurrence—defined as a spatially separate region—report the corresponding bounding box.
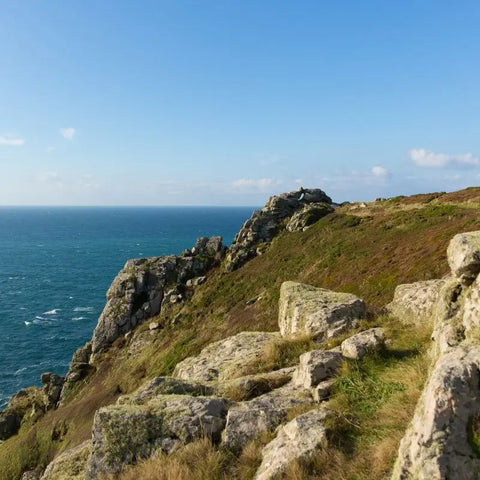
[0,206,254,408]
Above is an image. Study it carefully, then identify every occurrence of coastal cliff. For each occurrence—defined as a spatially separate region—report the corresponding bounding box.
[2,187,480,480]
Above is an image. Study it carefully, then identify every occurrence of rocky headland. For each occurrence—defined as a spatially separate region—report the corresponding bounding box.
[2,187,480,480]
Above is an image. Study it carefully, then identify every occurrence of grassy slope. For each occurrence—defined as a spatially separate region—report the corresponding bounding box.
[1,187,480,479]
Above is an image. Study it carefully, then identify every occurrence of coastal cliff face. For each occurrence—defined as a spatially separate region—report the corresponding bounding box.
[3,187,480,480]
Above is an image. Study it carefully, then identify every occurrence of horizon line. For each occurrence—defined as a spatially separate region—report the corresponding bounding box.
[0,204,262,208]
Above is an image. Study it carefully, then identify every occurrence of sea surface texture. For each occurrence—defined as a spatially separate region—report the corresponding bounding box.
[0,206,253,408]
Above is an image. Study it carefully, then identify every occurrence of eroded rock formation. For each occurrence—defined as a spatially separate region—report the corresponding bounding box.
[225,188,332,270]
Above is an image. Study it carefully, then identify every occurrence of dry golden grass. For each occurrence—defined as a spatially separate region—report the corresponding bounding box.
[238,335,314,377]
[115,438,231,480]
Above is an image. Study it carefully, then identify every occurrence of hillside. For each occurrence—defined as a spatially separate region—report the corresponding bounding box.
[2,187,480,480]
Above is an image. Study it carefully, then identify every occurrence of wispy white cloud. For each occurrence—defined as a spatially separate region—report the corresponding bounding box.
[409,148,479,168]
[46,146,56,153]
[77,174,99,190]
[232,178,283,191]
[0,135,25,146]
[371,166,388,178]
[36,171,63,186]
[60,127,75,140]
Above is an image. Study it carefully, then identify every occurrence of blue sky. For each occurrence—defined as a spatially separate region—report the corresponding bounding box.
[1,1,480,205]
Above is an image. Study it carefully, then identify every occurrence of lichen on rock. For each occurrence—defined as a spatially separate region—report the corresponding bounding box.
[86,394,227,479]
[278,281,366,340]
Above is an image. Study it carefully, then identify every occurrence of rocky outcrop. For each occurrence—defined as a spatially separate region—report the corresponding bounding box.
[173,331,280,384]
[0,372,65,441]
[58,236,226,381]
[387,279,446,324]
[225,188,332,270]
[392,346,480,479]
[340,327,385,359]
[285,202,334,232]
[392,230,480,479]
[254,409,331,480]
[278,281,366,340]
[86,394,227,479]
[41,440,91,480]
[90,236,224,360]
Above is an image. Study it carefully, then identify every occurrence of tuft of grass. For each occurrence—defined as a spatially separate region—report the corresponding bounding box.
[239,335,314,376]
[114,438,233,480]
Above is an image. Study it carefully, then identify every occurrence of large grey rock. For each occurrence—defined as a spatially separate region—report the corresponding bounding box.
[292,350,343,388]
[447,231,480,283]
[86,395,227,479]
[254,409,330,480]
[387,279,447,324]
[41,440,91,480]
[279,282,365,340]
[173,331,280,384]
[392,346,480,480]
[226,188,331,270]
[341,328,386,359]
[223,383,314,453]
[285,202,334,232]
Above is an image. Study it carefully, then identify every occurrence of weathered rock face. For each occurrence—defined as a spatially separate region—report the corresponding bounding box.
[225,188,332,271]
[254,409,330,480]
[340,327,385,359]
[173,331,280,384]
[447,231,480,283]
[40,440,91,480]
[59,342,94,404]
[393,230,480,479]
[86,395,227,479]
[222,383,314,453]
[292,350,343,389]
[387,279,447,324]
[285,203,334,232]
[392,346,480,480]
[41,373,64,410]
[278,282,366,340]
[80,236,225,361]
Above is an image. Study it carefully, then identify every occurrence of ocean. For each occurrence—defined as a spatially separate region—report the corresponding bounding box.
[0,206,254,408]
